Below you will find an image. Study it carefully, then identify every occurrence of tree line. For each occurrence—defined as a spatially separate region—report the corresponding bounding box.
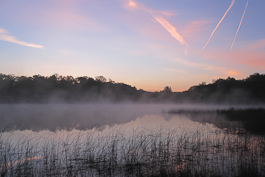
[0,73,264,104]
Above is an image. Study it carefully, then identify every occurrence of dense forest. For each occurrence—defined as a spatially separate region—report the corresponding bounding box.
[0,73,265,104]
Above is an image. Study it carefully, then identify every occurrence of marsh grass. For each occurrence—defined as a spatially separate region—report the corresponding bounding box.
[1,123,265,177]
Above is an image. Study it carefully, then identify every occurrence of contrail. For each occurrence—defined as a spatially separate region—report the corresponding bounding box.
[203,0,236,49]
[153,16,188,47]
[231,0,248,49]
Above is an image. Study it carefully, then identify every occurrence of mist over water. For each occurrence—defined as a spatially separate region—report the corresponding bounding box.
[1,103,263,133]
[0,103,179,132]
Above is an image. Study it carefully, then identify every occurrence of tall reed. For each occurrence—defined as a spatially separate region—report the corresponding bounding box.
[1,125,265,177]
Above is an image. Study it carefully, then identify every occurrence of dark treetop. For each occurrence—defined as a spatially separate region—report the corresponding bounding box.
[0,73,265,104]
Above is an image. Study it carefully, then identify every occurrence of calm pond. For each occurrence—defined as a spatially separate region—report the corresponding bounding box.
[1,104,265,177]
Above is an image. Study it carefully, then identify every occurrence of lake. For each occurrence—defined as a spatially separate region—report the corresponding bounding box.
[1,104,265,177]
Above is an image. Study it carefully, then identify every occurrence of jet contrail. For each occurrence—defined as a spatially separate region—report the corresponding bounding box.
[153,16,188,47]
[231,0,249,49]
[203,0,236,49]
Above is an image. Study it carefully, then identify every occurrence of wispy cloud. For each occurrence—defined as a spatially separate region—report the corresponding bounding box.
[231,0,249,49]
[123,0,139,9]
[169,56,230,74]
[182,60,242,78]
[181,20,209,38]
[202,44,265,69]
[0,28,44,49]
[203,0,235,49]
[123,0,187,47]
[153,16,188,46]
[128,0,137,7]
[245,39,265,50]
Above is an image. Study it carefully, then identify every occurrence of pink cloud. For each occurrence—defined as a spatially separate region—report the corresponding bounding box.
[158,11,174,17]
[181,20,209,39]
[197,38,265,71]
[123,0,174,18]
[122,0,187,47]
[122,0,139,10]
[203,48,265,69]
[128,0,137,7]
[226,50,265,68]
[117,8,171,41]
[153,16,188,46]
[244,39,265,50]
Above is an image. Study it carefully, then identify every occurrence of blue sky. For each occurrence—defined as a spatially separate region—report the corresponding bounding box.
[1,0,265,91]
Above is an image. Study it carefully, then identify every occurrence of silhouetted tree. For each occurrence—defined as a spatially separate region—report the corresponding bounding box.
[163,86,172,93]
[0,73,265,103]
[95,76,107,83]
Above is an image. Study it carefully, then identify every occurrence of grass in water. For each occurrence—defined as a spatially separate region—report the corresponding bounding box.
[1,123,265,177]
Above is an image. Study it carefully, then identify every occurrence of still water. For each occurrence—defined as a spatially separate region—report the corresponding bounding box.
[0,104,265,177]
[0,104,253,132]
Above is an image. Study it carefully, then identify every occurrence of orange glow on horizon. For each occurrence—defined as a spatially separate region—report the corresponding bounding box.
[227,70,240,76]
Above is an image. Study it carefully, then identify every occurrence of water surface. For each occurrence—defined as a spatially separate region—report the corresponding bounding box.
[1,104,265,177]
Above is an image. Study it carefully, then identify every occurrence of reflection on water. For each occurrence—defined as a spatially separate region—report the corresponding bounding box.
[0,104,256,132]
[1,104,221,146]
[184,112,243,133]
[1,104,265,176]
[1,104,178,132]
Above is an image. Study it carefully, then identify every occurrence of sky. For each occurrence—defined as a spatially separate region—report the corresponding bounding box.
[0,0,265,92]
